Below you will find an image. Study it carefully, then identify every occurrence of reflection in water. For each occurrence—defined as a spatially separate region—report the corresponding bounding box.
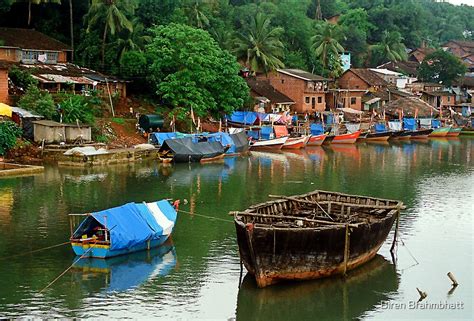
[0,139,472,319]
[236,255,399,321]
[71,242,176,293]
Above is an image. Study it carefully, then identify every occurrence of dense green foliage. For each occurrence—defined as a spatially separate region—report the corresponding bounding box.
[418,50,467,86]
[8,66,38,89]
[1,0,472,116]
[56,93,96,124]
[146,23,248,120]
[17,85,56,119]
[0,120,22,155]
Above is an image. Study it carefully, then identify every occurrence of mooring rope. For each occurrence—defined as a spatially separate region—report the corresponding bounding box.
[177,209,233,223]
[39,242,97,294]
[0,241,70,261]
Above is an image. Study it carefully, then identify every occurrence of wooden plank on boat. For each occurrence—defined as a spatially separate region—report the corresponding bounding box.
[229,211,359,227]
[268,195,334,221]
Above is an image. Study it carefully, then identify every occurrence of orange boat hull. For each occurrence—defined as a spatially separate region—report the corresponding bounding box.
[331,131,361,144]
[307,134,327,146]
[282,137,306,149]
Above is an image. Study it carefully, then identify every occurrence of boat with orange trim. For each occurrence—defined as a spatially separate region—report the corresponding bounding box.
[330,131,361,144]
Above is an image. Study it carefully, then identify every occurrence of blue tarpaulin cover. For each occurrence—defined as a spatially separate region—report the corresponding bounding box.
[151,132,178,145]
[206,132,236,154]
[246,130,259,140]
[260,126,274,140]
[75,200,177,251]
[431,119,441,128]
[375,123,387,133]
[310,123,324,135]
[403,118,417,131]
[227,111,258,125]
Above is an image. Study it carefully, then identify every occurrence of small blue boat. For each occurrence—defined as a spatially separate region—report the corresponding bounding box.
[70,200,178,258]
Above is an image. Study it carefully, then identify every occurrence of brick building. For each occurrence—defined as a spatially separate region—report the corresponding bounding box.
[420,90,457,108]
[245,78,294,113]
[0,28,127,104]
[262,69,329,114]
[442,40,474,72]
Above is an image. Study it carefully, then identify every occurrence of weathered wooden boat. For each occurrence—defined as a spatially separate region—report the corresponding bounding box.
[365,131,392,141]
[306,134,327,146]
[408,128,433,139]
[446,127,462,137]
[429,127,450,137]
[231,190,403,288]
[250,136,288,151]
[330,131,361,144]
[282,136,306,149]
[70,200,178,258]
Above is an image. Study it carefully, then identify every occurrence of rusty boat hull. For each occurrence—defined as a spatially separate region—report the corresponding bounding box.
[232,190,402,288]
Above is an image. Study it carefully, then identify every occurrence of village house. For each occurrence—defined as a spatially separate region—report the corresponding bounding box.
[377,61,420,78]
[370,68,416,89]
[262,69,329,114]
[0,28,127,104]
[452,76,474,104]
[336,68,389,111]
[442,40,474,72]
[406,81,443,96]
[245,78,294,113]
[420,90,457,109]
[408,47,435,64]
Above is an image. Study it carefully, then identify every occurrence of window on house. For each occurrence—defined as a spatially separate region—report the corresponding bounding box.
[281,79,285,84]
[318,96,322,104]
[305,97,310,104]
[311,97,316,109]
[447,96,451,102]
[351,97,356,105]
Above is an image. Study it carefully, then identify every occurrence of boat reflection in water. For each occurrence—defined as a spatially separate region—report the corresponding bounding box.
[236,255,399,321]
[71,241,177,293]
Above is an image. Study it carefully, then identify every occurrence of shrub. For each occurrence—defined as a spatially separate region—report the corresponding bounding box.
[0,121,22,155]
[18,85,56,119]
[58,94,95,125]
[9,66,38,90]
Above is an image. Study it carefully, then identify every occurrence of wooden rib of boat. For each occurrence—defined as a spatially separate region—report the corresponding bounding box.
[307,134,327,146]
[231,190,403,288]
[446,127,462,137]
[250,136,288,151]
[331,131,361,144]
[365,132,392,142]
[409,128,433,139]
[429,127,450,137]
[282,136,306,149]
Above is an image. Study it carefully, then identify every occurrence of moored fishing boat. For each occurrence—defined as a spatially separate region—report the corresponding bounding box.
[409,128,433,139]
[390,130,411,140]
[306,134,327,146]
[446,127,462,137]
[331,131,361,144]
[250,136,288,151]
[429,127,450,137]
[282,136,307,149]
[230,190,404,288]
[365,131,392,141]
[70,200,178,258]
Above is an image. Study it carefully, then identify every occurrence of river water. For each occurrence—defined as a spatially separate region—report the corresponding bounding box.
[0,138,472,320]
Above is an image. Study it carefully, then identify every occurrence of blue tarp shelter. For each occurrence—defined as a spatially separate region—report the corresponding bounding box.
[73,201,177,251]
[403,118,417,131]
[151,132,179,145]
[375,123,387,133]
[310,123,324,135]
[260,126,274,140]
[227,111,259,125]
[431,119,441,128]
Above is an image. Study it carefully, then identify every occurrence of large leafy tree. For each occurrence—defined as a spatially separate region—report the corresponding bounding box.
[418,50,467,87]
[147,23,249,120]
[369,30,407,67]
[86,0,135,69]
[311,22,344,74]
[339,8,373,67]
[234,12,285,74]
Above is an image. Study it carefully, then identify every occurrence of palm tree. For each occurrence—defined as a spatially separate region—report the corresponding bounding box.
[369,31,407,65]
[14,0,61,27]
[311,23,345,71]
[116,18,151,60]
[234,13,285,74]
[86,0,135,69]
[183,0,218,29]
